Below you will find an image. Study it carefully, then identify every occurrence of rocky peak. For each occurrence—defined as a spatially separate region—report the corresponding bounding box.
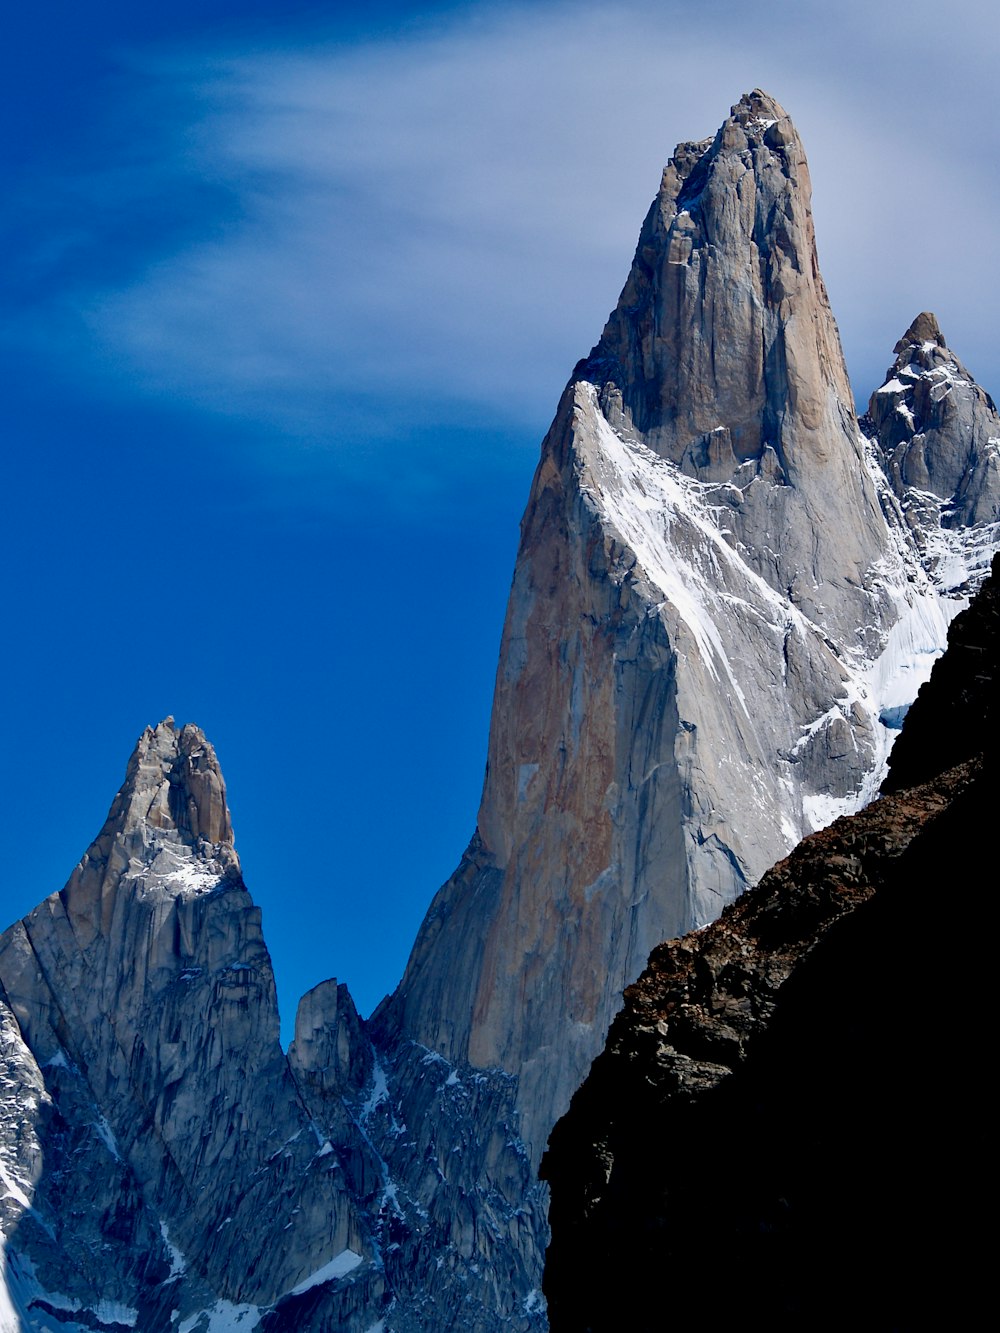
[730,86,786,126]
[58,719,240,945]
[897,309,946,350]
[108,717,233,847]
[575,88,895,639]
[587,86,853,473]
[866,312,1000,536]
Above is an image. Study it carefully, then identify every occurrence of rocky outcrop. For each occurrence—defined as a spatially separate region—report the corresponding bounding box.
[0,722,545,1333]
[541,562,999,1328]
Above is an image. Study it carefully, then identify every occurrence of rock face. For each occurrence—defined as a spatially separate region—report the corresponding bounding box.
[0,92,998,1332]
[540,558,998,1330]
[377,90,989,1164]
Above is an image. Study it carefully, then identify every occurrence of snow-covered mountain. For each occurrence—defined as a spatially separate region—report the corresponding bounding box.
[0,90,997,1331]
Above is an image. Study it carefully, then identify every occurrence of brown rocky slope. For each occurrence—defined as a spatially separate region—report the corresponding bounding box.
[541,555,998,1330]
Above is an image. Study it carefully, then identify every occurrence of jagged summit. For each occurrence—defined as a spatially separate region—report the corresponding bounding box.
[865,312,1000,587]
[57,719,240,949]
[897,310,946,350]
[0,722,380,1329]
[92,717,234,848]
[586,84,849,468]
[576,84,890,637]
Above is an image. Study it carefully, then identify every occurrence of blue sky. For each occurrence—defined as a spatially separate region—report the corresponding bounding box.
[3,0,998,1038]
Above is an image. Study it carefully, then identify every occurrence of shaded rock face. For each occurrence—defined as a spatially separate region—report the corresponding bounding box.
[1,91,999,1333]
[540,559,999,1331]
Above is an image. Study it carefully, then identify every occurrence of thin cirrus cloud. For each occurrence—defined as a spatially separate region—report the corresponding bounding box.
[17,0,1000,451]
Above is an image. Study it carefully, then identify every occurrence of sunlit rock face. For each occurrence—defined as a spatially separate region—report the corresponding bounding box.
[0,92,998,1333]
[379,91,993,1166]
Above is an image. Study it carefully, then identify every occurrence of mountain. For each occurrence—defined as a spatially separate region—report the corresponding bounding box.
[374,89,996,1163]
[0,91,997,1331]
[540,553,999,1330]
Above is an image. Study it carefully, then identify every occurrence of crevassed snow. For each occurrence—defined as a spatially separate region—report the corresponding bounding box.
[89,1301,138,1328]
[287,1250,363,1297]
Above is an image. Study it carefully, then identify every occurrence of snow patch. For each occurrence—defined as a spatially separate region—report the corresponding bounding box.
[160,1222,186,1279]
[360,1059,390,1123]
[93,1116,122,1162]
[177,1302,261,1333]
[584,388,751,716]
[287,1249,363,1296]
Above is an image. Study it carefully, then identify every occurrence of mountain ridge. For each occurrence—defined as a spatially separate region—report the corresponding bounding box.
[1,89,998,1331]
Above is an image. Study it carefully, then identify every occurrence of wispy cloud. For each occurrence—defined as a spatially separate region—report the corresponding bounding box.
[8,0,1000,451]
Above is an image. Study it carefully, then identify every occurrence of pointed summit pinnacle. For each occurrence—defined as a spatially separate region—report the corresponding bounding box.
[731,87,788,124]
[58,720,240,943]
[106,718,234,847]
[896,311,946,352]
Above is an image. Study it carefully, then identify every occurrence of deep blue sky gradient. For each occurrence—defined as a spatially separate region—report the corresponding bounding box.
[4,0,998,1038]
